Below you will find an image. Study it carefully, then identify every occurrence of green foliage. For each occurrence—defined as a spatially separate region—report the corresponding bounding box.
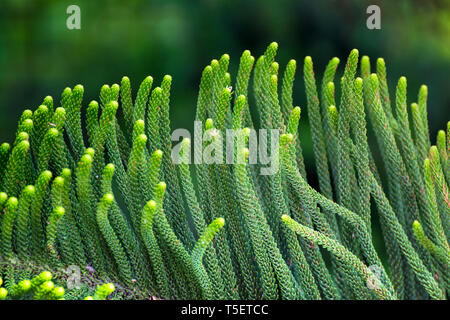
[0,269,115,300]
[0,42,448,300]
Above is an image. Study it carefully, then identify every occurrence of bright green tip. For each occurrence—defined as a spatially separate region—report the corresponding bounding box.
[81,154,93,164]
[429,145,438,157]
[105,163,115,172]
[37,105,49,113]
[304,56,312,63]
[74,84,84,92]
[377,57,385,64]
[163,75,172,82]
[204,65,213,73]
[237,94,246,102]
[0,287,7,299]
[60,168,70,176]
[351,48,359,55]
[17,132,29,140]
[20,280,32,291]
[153,149,163,158]
[182,137,191,145]
[216,217,225,227]
[40,271,52,281]
[270,41,278,49]
[242,148,249,159]
[147,200,157,209]
[23,118,33,126]
[412,220,421,229]
[157,182,167,192]
[48,128,59,137]
[103,283,115,293]
[122,76,130,82]
[205,118,214,130]
[53,287,65,297]
[42,170,53,180]
[154,87,162,94]
[436,130,445,147]
[281,133,294,143]
[85,148,95,157]
[243,127,251,136]
[84,296,93,300]
[7,197,18,207]
[281,214,290,222]
[370,73,378,82]
[55,207,65,218]
[0,142,10,150]
[138,134,148,143]
[42,281,54,291]
[211,59,219,67]
[0,192,7,202]
[271,74,278,82]
[22,109,33,117]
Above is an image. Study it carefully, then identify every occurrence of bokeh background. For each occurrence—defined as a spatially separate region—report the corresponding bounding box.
[0,0,449,148]
[0,0,449,251]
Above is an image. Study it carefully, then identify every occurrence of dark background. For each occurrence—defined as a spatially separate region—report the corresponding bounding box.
[0,0,449,152]
[0,0,448,269]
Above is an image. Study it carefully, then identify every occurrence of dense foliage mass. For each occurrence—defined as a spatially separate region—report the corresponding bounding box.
[0,43,448,300]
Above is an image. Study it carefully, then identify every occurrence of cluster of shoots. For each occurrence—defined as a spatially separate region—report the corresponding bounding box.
[0,42,448,300]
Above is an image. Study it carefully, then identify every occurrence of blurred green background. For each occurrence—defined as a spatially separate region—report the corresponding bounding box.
[0,0,449,147]
[0,0,448,264]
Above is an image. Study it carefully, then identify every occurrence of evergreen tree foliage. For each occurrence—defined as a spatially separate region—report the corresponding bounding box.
[0,43,448,300]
